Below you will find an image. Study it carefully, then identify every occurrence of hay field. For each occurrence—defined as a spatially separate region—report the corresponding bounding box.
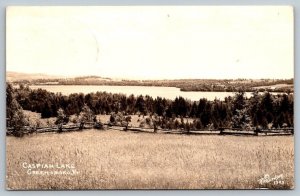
[6,130,294,190]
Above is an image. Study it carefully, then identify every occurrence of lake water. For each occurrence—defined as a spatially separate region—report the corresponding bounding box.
[29,85,274,101]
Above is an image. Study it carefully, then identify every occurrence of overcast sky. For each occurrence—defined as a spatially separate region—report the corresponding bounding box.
[6,6,293,79]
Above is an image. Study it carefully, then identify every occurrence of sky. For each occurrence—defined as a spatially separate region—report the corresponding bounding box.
[6,6,294,79]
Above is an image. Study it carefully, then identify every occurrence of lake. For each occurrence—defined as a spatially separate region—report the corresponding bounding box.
[29,85,276,101]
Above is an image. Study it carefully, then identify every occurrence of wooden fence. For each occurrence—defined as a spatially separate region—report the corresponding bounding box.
[219,127,294,136]
[6,123,294,136]
[6,122,100,135]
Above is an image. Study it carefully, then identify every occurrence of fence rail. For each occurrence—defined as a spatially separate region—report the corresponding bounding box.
[218,127,294,136]
[6,124,294,136]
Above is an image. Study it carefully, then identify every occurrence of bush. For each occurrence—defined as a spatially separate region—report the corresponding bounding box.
[109,114,116,124]
[139,121,145,128]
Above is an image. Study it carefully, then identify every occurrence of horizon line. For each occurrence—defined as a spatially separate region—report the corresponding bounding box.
[6,70,294,81]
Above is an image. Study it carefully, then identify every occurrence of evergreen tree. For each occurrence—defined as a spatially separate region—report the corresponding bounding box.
[78,104,95,129]
[56,108,66,133]
[6,83,27,137]
[189,101,198,118]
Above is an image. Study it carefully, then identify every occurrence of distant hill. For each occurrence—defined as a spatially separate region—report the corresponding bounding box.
[6,71,64,82]
[6,71,115,82]
[74,75,113,82]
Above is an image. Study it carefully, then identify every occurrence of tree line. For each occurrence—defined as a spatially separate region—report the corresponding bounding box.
[11,77,293,92]
[7,83,293,136]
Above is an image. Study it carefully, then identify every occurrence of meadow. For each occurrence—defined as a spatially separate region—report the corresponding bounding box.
[6,129,294,190]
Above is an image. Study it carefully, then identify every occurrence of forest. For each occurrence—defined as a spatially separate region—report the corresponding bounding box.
[6,83,294,137]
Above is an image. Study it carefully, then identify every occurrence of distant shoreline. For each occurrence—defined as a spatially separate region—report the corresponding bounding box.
[12,83,293,93]
[7,71,294,93]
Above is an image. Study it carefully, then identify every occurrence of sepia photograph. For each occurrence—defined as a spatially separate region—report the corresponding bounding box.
[6,6,294,190]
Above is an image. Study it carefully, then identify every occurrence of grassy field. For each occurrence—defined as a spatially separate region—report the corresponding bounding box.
[6,130,294,190]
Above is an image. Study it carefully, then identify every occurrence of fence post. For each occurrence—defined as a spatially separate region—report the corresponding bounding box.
[254,127,258,136]
[219,127,224,135]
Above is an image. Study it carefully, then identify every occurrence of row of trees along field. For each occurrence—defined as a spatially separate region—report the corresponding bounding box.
[7,83,293,136]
